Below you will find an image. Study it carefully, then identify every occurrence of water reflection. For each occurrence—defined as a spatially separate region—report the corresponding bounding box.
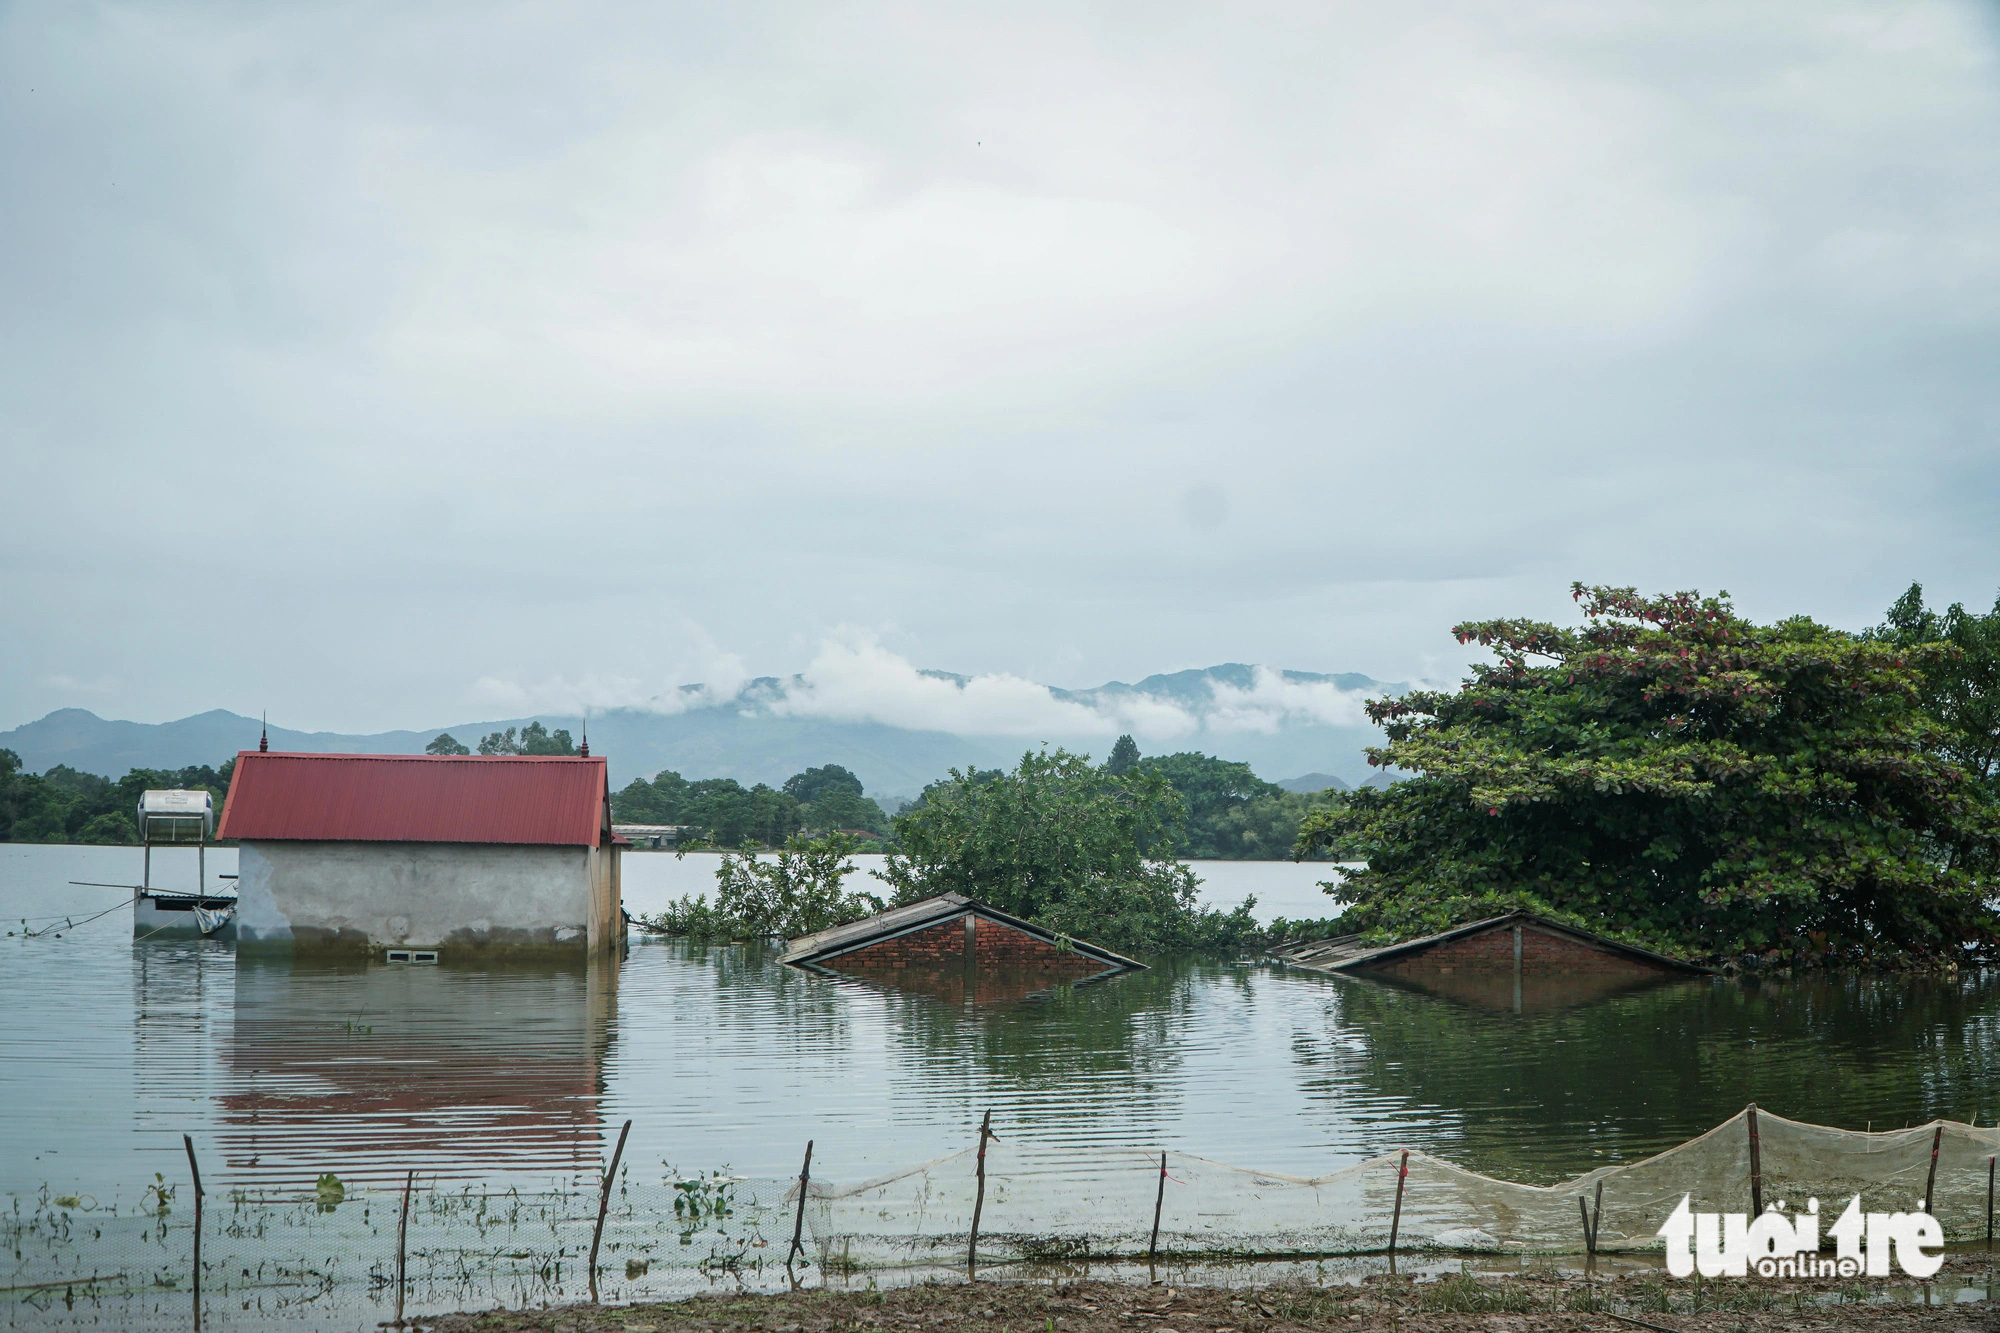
[1365,967,1690,1013]
[214,958,620,1187]
[1294,970,2000,1183]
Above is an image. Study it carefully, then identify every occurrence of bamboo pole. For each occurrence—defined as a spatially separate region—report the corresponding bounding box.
[1387,1150,1409,1257]
[1148,1152,1168,1267]
[394,1169,413,1327]
[967,1110,993,1272]
[1923,1125,1943,1215]
[787,1140,814,1267]
[182,1135,203,1331]
[589,1120,633,1303]
[1746,1104,1763,1216]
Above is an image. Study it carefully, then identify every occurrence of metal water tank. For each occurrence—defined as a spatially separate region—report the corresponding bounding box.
[137,789,215,843]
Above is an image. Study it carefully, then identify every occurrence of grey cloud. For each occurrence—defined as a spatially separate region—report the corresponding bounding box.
[2,0,1998,732]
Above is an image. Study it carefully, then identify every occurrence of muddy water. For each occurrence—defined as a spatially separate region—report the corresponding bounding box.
[4,843,1999,1211]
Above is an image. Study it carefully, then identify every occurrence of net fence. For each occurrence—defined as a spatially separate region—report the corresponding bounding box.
[802,1110,2000,1267]
[5,1110,1996,1328]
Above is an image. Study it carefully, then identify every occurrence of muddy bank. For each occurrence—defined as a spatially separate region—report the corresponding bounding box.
[430,1260,1997,1333]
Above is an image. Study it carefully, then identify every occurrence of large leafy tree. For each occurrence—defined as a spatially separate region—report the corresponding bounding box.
[1295,585,2000,965]
[1875,584,2000,855]
[878,748,1257,952]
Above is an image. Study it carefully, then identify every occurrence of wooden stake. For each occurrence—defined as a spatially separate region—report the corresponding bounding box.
[1148,1152,1168,1266]
[394,1169,413,1328]
[1746,1104,1763,1216]
[967,1110,993,1272]
[589,1119,632,1304]
[1923,1125,1943,1215]
[787,1140,814,1267]
[182,1135,203,1331]
[1387,1150,1409,1257]
[1984,1155,1993,1249]
[1577,1179,1602,1257]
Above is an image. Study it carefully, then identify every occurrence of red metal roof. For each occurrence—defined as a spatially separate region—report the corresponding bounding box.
[217,752,612,846]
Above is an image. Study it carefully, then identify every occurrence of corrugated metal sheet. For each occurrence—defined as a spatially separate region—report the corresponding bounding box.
[217,752,610,846]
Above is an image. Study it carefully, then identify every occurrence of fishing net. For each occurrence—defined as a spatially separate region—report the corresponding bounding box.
[8,1111,1997,1328]
[796,1110,2000,1266]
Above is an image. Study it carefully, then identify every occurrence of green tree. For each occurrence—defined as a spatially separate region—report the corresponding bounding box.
[481,721,576,755]
[426,733,471,756]
[782,764,863,804]
[0,755,234,845]
[477,727,520,755]
[1876,582,2000,819]
[1104,734,1140,776]
[1295,585,2000,965]
[781,765,887,835]
[877,748,1258,952]
[637,834,887,939]
[613,769,693,824]
[1132,751,1331,859]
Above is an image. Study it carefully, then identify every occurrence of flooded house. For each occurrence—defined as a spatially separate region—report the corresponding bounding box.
[782,892,1143,1001]
[1270,910,1708,1010]
[217,750,624,958]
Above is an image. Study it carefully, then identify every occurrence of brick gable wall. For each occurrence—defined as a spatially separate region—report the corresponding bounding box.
[1368,923,1670,976]
[829,912,1105,976]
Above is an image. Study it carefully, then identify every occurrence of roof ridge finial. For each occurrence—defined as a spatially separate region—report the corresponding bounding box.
[578,708,589,758]
[260,711,269,753]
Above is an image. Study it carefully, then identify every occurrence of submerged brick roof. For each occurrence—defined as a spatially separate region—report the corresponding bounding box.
[217,752,612,846]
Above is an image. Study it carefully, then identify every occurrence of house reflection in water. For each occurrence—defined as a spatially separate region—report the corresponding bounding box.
[1363,966,1693,1013]
[1271,911,1710,1014]
[218,956,618,1187]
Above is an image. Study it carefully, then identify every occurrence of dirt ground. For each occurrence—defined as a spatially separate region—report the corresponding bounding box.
[430,1257,2000,1333]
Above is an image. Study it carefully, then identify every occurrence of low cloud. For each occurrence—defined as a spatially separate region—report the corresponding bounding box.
[1204,667,1376,734]
[470,633,1387,742]
[761,633,1122,737]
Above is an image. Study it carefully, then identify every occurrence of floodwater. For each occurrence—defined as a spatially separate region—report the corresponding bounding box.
[5,840,2000,1212]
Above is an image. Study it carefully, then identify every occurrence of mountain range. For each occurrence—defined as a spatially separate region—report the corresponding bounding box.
[0,663,1399,799]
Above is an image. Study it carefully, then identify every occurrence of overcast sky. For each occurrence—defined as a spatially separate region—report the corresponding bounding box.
[3,1,1998,734]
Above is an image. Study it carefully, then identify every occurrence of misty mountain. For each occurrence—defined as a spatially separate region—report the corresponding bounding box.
[1274,773,1352,795]
[0,663,1398,796]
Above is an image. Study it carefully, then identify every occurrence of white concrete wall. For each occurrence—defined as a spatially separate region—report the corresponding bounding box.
[235,841,596,955]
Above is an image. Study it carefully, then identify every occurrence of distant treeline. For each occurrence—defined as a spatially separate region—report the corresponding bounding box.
[0,730,1342,862]
[1112,743,1340,859]
[614,741,1341,859]
[0,750,235,845]
[613,764,893,845]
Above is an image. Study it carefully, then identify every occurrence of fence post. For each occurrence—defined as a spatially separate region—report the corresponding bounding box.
[589,1119,633,1304]
[787,1140,814,1267]
[1987,1156,1994,1250]
[1387,1150,1409,1259]
[1148,1152,1168,1268]
[182,1135,203,1331]
[1577,1179,1602,1256]
[1746,1104,1763,1216]
[967,1111,994,1273]
[1922,1125,1942,1216]
[395,1169,413,1327]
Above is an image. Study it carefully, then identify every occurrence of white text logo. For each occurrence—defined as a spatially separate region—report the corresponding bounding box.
[1657,1195,1943,1279]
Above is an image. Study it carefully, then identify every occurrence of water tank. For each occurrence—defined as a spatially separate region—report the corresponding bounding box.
[138,789,214,843]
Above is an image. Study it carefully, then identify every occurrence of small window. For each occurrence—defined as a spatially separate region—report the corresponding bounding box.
[411,950,439,964]
[386,949,411,963]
